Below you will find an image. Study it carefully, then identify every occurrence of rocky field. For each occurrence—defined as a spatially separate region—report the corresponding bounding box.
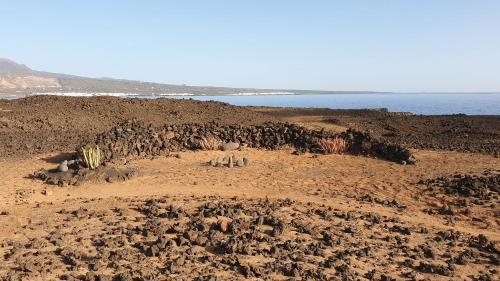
[1,195,498,281]
[0,96,499,280]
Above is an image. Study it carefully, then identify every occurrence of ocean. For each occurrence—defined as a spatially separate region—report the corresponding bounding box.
[2,92,499,115]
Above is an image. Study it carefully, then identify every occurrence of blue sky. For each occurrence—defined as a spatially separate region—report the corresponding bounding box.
[1,0,499,92]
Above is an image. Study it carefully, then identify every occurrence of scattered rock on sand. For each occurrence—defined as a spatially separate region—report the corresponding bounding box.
[42,189,53,196]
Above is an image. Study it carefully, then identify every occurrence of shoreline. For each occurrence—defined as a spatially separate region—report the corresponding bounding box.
[2,92,499,116]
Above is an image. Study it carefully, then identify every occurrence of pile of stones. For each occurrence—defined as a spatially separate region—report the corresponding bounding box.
[78,120,415,164]
[420,172,499,201]
[33,158,137,186]
[208,155,251,168]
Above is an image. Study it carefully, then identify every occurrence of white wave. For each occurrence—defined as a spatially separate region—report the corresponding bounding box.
[227,92,296,96]
[158,93,195,96]
[27,92,298,98]
[32,92,140,97]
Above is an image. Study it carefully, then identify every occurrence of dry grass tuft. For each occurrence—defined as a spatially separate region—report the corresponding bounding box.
[198,136,222,150]
[315,137,348,154]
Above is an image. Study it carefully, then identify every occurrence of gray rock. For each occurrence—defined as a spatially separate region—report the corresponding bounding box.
[222,142,240,151]
[58,163,68,172]
[236,159,244,167]
[243,157,251,166]
[216,157,223,164]
[228,157,234,168]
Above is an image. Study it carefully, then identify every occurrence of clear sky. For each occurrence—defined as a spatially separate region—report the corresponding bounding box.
[1,0,499,92]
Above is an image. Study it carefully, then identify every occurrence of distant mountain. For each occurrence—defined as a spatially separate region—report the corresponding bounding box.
[0,58,33,74]
[0,58,354,96]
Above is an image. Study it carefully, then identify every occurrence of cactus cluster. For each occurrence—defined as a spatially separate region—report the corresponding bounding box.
[81,146,102,170]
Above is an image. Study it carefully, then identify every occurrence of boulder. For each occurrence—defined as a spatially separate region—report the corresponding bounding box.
[222,142,240,151]
[58,161,68,172]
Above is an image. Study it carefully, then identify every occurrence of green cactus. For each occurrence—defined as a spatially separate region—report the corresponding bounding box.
[81,146,102,169]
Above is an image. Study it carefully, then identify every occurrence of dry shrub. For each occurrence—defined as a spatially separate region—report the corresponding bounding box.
[198,136,222,150]
[316,137,348,154]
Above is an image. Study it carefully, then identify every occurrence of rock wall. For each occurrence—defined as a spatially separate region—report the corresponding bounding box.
[80,120,415,164]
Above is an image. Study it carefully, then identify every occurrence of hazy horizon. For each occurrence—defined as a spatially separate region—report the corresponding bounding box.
[2,0,500,92]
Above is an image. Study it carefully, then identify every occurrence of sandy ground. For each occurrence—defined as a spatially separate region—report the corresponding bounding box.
[1,147,498,229]
[0,148,499,280]
[0,149,500,280]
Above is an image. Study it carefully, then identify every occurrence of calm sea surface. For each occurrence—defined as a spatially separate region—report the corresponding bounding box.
[3,93,499,115]
[166,93,500,115]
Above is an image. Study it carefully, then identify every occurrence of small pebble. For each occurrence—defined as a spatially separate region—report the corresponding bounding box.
[42,189,53,196]
[243,157,251,166]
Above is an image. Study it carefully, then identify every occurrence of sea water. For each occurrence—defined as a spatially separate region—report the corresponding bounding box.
[3,92,499,115]
[165,93,500,115]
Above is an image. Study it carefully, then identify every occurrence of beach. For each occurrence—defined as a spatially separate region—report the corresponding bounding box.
[0,96,499,280]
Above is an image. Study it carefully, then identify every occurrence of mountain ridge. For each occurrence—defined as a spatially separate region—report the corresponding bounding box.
[0,58,369,95]
[0,58,33,74]
[0,58,293,95]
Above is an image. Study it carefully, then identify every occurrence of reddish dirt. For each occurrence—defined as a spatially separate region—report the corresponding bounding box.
[2,97,500,158]
[0,96,278,158]
[0,96,499,280]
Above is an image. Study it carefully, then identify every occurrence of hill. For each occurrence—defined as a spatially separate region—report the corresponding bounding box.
[0,58,333,96]
[0,58,33,74]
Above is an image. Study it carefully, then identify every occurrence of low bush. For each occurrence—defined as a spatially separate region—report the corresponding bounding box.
[198,136,222,150]
[315,137,348,154]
